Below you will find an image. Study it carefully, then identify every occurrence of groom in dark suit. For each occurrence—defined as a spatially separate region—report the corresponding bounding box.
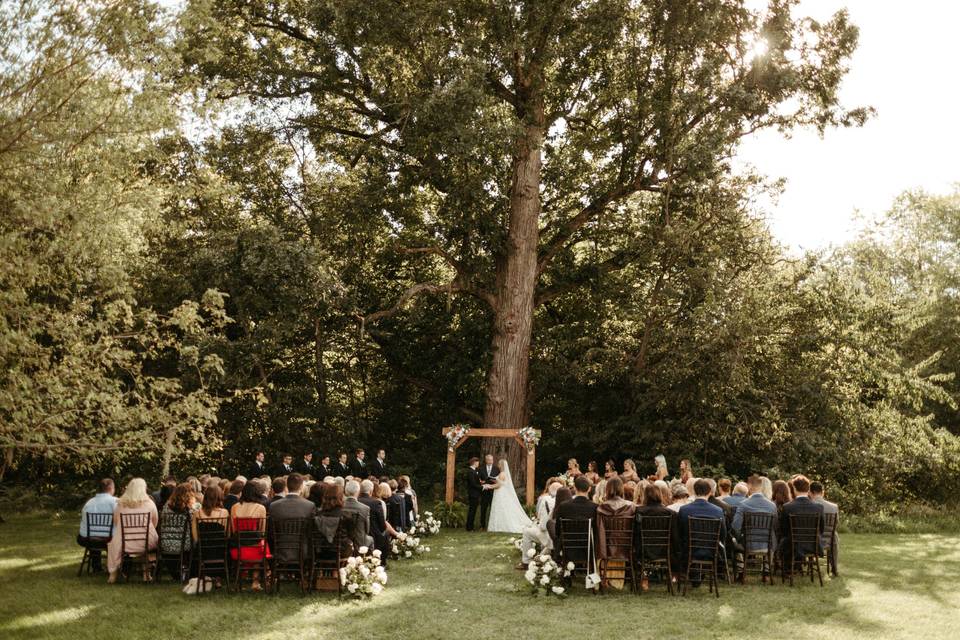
[478,454,499,530]
[465,457,483,531]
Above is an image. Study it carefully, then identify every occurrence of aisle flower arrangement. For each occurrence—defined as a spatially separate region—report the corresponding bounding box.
[339,548,388,598]
[524,550,571,596]
[410,511,441,537]
[446,424,471,451]
[391,531,430,559]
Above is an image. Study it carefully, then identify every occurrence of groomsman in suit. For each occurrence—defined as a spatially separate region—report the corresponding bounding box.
[369,449,387,478]
[349,448,367,477]
[478,454,499,529]
[465,457,483,532]
[315,454,332,479]
[294,451,315,477]
[246,451,267,479]
[332,452,350,478]
[273,453,294,477]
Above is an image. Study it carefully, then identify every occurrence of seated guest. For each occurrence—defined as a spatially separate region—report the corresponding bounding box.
[760,476,773,500]
[251,478,271,507]
[772,480,792,514]
[725,482,749,508]
[592,479,607,504]
[633,479,651,506]
[342,480,373,550]
[396,476,417,524]
[399,475,419,522]
[384,480,410,533]
[313,483,354,561]
[596,477,636,590]
[623,481,637,502]
[678,479,727,572]
[230,481,270,591]
[547,487,573,552]
[654,480,672,508]
[706,479,735,527]
[377,482,403,540]
[185,476,202,497]
[158,482,196,580]
[553,476,598,564]
[151,475,176,510]
[270,477,287,503]
[666,483,689,512]
[192,485,229,541]
[223,479,244,512]
[518,481,561,569]
[810,481,839,575]
[107,478,159,583]
[634,483,682,590]
[358,480,390,565]
[732,474,779,550]
[717,479,732,500]
[269,473,316,520]
[77,478,117,573]
[621,459,641,483]
[780,475,825,563]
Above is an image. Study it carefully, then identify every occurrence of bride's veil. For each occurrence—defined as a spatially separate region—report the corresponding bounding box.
[498,459,516,494]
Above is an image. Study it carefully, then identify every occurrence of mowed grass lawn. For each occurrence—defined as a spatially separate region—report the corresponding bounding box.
[1,513,958,640]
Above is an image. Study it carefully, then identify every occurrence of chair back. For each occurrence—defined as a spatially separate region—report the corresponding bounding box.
[821,512,838,548]
[637,514,672,562]
[742,512,775,552]
[159,510,191,554]
[788,513,821,557]
[86,512,113,540]
[599,515,633,557]
[233,516,268,553]
[273,517,308,567]
[558,518,593,572]
[686,516,721,560]
[119,511,150,554]
[195,516,228,562]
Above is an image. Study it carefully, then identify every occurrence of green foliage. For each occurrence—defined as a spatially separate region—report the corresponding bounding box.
[430,501,467,529]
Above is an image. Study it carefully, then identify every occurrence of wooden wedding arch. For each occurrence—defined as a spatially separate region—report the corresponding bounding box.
[442,427,536,506]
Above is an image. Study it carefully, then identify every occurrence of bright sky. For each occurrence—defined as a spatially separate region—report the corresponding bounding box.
[735,0,960,251]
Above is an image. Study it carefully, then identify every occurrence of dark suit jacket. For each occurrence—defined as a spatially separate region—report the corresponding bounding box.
[386,493,408,532]
[273,463,294,477]
[780,496,825,559]
[478,464,500,486]
[293,459,315,477]
[332,462,349,478]
[369,458,387,478]
[349,457,367,478]
[678,498,727,561]
[709,496,735,528]
[553,496,598,563]
[634,504,681,565]
[246,461,266,478]
[268,495,317,564]
[315,464,331,479]
[343,497,372,549]
[358,495,388,552]
[466,466,483,501]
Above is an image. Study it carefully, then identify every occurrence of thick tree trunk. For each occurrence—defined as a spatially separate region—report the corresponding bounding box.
[482,119,543,496]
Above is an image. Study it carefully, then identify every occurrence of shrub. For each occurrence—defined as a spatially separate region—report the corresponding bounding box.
[431,501,467,528]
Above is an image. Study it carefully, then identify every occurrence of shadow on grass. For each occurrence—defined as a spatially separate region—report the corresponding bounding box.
[1,517,958,640]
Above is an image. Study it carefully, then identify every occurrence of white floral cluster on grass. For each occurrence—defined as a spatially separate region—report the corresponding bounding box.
[391,531,430,559]
[524,550,572,597]
[339,547,387,598]
[410,511,441,537]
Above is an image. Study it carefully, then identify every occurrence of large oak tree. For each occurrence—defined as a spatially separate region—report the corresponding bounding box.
[179,0,867,483]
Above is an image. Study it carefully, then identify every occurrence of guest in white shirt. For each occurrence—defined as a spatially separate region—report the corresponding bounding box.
[77,478,118,573]
[516,481,562,569]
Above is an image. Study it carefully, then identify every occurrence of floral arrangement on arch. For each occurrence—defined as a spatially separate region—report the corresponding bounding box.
[518,426,540,452]
[446,424,471,451]
[391,531,430,559]
[410,511,441,537]
[524,550,571,596]
[339,547,388,598]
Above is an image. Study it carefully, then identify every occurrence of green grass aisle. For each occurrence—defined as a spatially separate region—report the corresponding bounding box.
[1,514,958,640]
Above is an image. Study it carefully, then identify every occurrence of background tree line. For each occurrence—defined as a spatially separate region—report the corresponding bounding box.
[2,0,957,513]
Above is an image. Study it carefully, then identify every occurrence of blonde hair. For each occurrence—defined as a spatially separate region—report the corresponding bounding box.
[119,477,150,508]
[624,459,636,472]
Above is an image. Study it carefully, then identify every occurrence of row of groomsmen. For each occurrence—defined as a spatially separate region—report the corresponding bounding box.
[246,448,388,480]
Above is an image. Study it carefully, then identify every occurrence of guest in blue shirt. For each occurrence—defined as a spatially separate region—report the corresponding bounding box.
[679,479,727,562]
[77,478,117,573]
[724,482,749,509]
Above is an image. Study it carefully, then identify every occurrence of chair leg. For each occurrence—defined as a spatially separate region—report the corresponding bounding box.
[77,549,88,577]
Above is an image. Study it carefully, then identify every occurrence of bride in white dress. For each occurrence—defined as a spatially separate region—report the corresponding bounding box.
[486,459,533,533]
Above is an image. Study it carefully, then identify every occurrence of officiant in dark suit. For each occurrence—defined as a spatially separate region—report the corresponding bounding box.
[478,454,499,530]
[465,457,483,531]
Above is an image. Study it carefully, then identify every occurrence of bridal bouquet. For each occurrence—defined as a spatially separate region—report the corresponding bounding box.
[339,548,388,598]
[391,531,430,559]
[524,550,572,597]
[410,511,441,537]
